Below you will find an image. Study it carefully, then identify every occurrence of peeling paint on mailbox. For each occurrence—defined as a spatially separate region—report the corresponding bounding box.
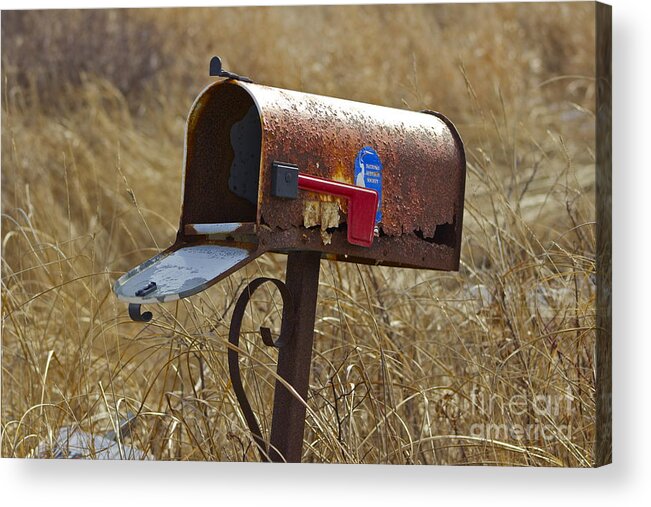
[114,78,465,304]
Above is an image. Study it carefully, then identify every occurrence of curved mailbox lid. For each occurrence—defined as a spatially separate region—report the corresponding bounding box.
[234,81,466,244]
[113,241,260,304]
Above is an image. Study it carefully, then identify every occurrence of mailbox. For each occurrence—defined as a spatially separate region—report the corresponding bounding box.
[113,58,466,463]
[114,73,466,305]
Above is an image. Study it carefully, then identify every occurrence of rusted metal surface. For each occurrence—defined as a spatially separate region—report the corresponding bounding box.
[268,251,321,463]
[178,79,465,271]
[225,252,320,463]
[258,226,459,271]
[248,84,464,239]
[116,79,465,305]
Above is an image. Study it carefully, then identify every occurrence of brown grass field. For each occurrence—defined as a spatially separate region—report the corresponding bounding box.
[1,3,598,465]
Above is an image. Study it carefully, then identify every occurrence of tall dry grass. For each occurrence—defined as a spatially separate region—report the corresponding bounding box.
[1,3,597,465]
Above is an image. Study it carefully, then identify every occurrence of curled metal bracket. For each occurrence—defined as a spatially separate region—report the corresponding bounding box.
[128,304,152,322]
[228,277,295,461]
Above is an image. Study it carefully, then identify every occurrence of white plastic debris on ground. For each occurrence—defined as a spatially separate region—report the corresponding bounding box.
[465,284,494,312]
[37,427,152,460]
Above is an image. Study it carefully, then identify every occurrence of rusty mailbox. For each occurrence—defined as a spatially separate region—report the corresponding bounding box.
[114,58,466,462]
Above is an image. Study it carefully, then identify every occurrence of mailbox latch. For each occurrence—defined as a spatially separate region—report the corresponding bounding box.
[271,161,379,248]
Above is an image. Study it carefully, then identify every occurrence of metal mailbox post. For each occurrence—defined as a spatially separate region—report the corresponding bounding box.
[114,57,466,463]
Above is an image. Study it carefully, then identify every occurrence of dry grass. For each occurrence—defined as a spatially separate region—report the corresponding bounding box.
[1,3,597,465]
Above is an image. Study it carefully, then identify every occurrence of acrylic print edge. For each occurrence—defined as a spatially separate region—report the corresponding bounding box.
[595,0,612,468]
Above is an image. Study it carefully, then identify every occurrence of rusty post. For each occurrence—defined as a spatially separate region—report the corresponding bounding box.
[268,250,321,462]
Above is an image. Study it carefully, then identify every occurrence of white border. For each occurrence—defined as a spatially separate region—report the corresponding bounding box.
[2,0,650,506]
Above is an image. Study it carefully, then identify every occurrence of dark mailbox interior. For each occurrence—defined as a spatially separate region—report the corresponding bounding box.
[181,83,261,227]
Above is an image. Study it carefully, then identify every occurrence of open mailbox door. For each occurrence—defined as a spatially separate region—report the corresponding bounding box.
[113,242,259,304]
